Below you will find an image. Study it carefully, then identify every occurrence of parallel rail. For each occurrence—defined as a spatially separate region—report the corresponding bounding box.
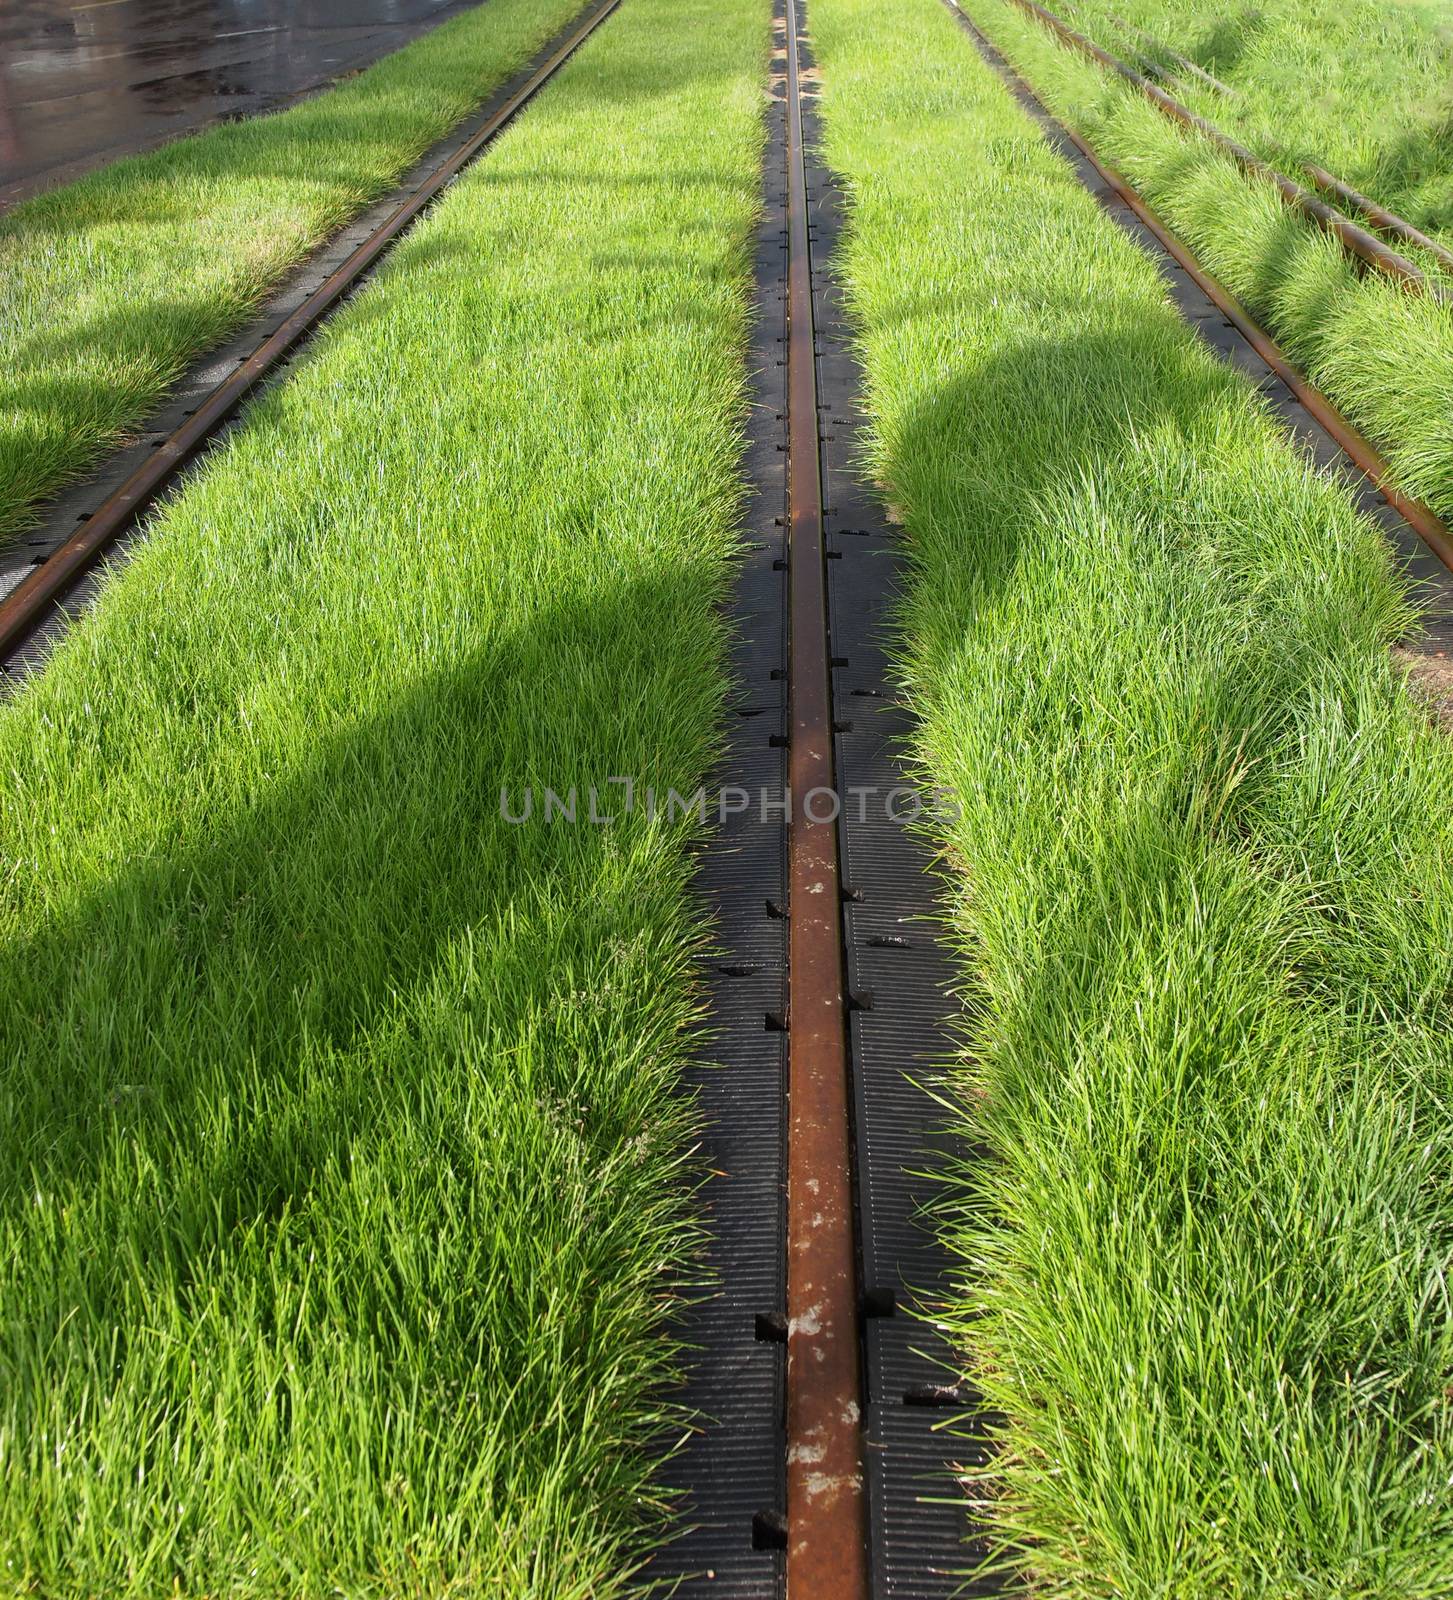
[0,0,622,670]
[1300,162,1453,276]
[1104,10,1238,98]
[20,1,1444,1589]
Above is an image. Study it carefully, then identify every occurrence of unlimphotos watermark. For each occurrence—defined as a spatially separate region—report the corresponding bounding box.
[499,779,960,826]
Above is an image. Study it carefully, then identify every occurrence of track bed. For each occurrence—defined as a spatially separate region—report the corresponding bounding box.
[4,0,1453,1593]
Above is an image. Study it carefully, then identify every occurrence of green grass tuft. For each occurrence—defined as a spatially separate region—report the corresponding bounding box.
[0,0,769,1589]
[812,0,1453,1590]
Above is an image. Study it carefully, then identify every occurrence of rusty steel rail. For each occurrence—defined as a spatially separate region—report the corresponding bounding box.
[782,0,871,1593]
[0,0,621,668]
[1300,163,1453,277]
[1001,0,1447,301]
[945,0,1453,575]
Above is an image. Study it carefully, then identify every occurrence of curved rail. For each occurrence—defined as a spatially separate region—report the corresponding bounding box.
[0,0,622,670]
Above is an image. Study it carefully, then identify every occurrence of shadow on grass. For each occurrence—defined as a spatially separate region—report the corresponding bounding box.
[1367,110,1453,235]
[878,311,1413,1450]
[883,304,1382,953]
[0,556,720,1296]
[1183,5,1267,78]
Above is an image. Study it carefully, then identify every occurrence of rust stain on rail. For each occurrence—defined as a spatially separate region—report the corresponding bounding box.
[782,0,870,1594]
[0,0,622,668]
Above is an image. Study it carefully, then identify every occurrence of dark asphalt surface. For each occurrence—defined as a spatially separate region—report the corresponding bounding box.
[0,0,486,208]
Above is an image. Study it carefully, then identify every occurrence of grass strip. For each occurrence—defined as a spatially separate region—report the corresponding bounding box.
[0,0,768,1588]
[958,0,1453,527]
[811,0,1453,1589]
[1059,0,1453,244]
[0,0,585,548]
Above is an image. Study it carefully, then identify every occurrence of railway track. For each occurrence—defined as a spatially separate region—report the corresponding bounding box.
[1079,5,1453,276]
[7,0,1453,1589]
[2,0,985,1585]
[0,0,622,679]
[1002,0,1450,300]
[1089,4,1453,272]
[1298,163,1453,276]
[662,1,1453,1590]
[654,0,991,1593]
[945,0,1453,614]
[1104,9,1240,99]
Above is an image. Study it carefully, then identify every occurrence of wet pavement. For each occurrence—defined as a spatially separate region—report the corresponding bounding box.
[0,0,485,208]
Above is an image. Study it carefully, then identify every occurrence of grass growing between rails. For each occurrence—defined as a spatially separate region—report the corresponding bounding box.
[0,0,769,1586]
[812,0,1453,1590]
[959,0,1453,526]
[1063,0,1453,243]
[0,0,583,549]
